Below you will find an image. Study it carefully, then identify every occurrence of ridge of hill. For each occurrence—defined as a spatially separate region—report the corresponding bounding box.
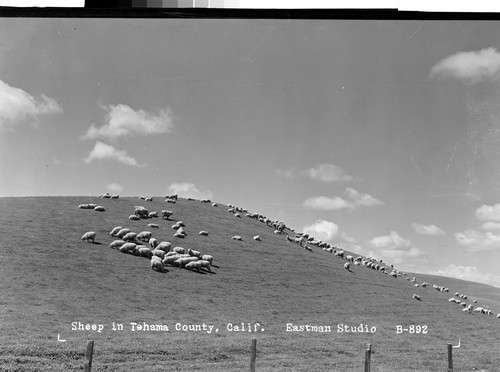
[0,196,499,371]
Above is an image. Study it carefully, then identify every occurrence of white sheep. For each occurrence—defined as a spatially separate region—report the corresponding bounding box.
[94,206,105,212]
[123,232,137,242]
[111,194,119,199]
[137,231,152,242]
[161,210,173,220]
[129,215,140,221]
[163,255,181,266]
[198,260,211,271]
[151,256,165,272]
[110,226,123,236]
[253,235,261,241]
[147,223,159,228]
[151,249,166,259]
[119,242,136,253]
[156,242,172,252]
[115,228,131,238]
[145,196,153,202]
[81,231,96,243]
[335,250,344,258]
[412,294,421,301]
[188,249,202,258]
[497,313,500,318]
[185,261,202,271]
[231,236,243,241]
[149,238,158,249]
[174,232,185,238]
[174,256,198,267]
[201,254,213,265]
[199,231,209,236]
[172,246,185,254]
[110,239,125,249]
[343,262,350,270]
[148,211,158,218]
[346,255,354,262]
[138,246,153,258]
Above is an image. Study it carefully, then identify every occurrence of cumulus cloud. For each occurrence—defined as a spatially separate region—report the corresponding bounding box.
[106,183,123,193]
[455,229,500,252]
[0,79,62,129]
[304,164,354,182]
[368,231,425,265]
[475,203,500,222]
[411,223,446,236]
[303,196,352,210]
[303,188,383,211]
[303,220,339,242]
[82,104,174,141]
[429,47,500,85]
[429,264,500,289]
[83,141,143,167]
[167,182,213,200]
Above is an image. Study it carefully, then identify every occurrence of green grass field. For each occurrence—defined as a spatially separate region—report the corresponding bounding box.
[0,196,499,371]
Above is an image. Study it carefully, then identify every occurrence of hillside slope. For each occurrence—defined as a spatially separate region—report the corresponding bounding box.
[0,196,499,371]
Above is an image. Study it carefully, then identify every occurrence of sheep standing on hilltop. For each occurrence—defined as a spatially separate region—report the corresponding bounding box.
[81,231,96,243]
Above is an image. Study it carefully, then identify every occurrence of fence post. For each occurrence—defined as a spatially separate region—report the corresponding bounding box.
[364,343,371,372]
[83,340,94,372]
[447,343,453,372]
[250,338,257,372]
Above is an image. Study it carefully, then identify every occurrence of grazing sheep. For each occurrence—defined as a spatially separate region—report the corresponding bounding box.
[497,313,500,318]
[473,300,477,303]
[198,260,211,271]
[473,307,484,313]
[148,211,158,218]
[163,255,181,266]
[149,238,158,249]
[185,261,202,271]
[145,197,153,202]
[174,232,185,238]
[346,255,354,262]
[81,231,96,243]
[110,240,125,249]
[412,294,421,301]
[148,223,159,228]
[137,231,152,242]
[111,195,119,199]
[129,215,140,221]
[119,243,136,253]
[115,228,131,238]
[199,231,209,236]
[94,206,105,212]
[304,245,313,252]
[134,206,149,218]
[201,254,213,265]
[174,256,198,267]
[151,256,165,272]
[172,246,185,254]
[166,199,176,204]
[212,203,218,207]
[110,226,123,236]
[188,249,202,258]
[161,210,173,220]
[151,249,166,259]
[138,246,153,258]
[253,235,261,241]
[344,262,350,270]
[234,213,241,218]
[231,236,243,241]
[156,242,172,252]
[123,232,138,242]
[335,250,344,258]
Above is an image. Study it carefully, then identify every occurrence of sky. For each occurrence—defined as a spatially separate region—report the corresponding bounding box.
[1,17,500,288]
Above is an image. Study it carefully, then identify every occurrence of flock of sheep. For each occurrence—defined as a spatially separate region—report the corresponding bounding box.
[79,194,500,319]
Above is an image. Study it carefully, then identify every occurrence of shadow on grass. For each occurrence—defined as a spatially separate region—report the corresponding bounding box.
[91,241,103,245]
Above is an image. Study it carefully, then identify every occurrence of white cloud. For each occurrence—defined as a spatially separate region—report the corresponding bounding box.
[411,223,446,236]
[455,229,500,252]
[475,203,500,222]
[429,47,500,85]
[303,220,339,242]
[0,79,62,129]
[429,264,500,289]
[82,104,174,141]
[304,163,353,182]
[167,182,213,200]
[481,222,500,231]
[345,187,384,207]
[106,183,123,193]
[368,231,425,266]
[83,141,143,167]
[303,196,352,210]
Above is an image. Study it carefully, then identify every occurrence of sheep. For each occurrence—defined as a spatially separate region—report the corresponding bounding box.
[161,210,173,220]
[149,238,158,249]
[148,223,159,228]
[129,215,140,221]
[138,246,153,258]
[165,251,179,257]
[94,206,105,212]
[119,242,136,253]
[335,250,344,258]
[166,199,176,204]
[199,231,209,236]
[78,204,92,209]
[163,255,181,266]
[174,256,198,267]
[151,249,166,259]
[123,232,138,242]
[231,236,243,241]
[253,235,261,241]
[212,203,218,207]
[188,248,202,258]
[174,232,185,238]
[201,254,213,265]
[148,211,158,218]
[110,240,125,249]
[177,227,187,236]
[235,213,241,218]
[185,261,202,271]
[81,231,96,243]
[344,262,350,271]
[172,246,185,254]
[304,245,313,252]
[497,313,500,318]
[137,231,152,242]
[412,294,421,301]
[346,255,354,262]
[145,196,153,202]
[151,256,165,272]
[134,206,149,218]
[198,260,211,271]
[110,226,123,236]
[473,307,484,313]
[115,228,131,238]
[111,195,119,199]
[156,242,172,252]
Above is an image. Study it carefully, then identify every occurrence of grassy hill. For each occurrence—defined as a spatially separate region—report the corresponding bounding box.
[0,196,499,371]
